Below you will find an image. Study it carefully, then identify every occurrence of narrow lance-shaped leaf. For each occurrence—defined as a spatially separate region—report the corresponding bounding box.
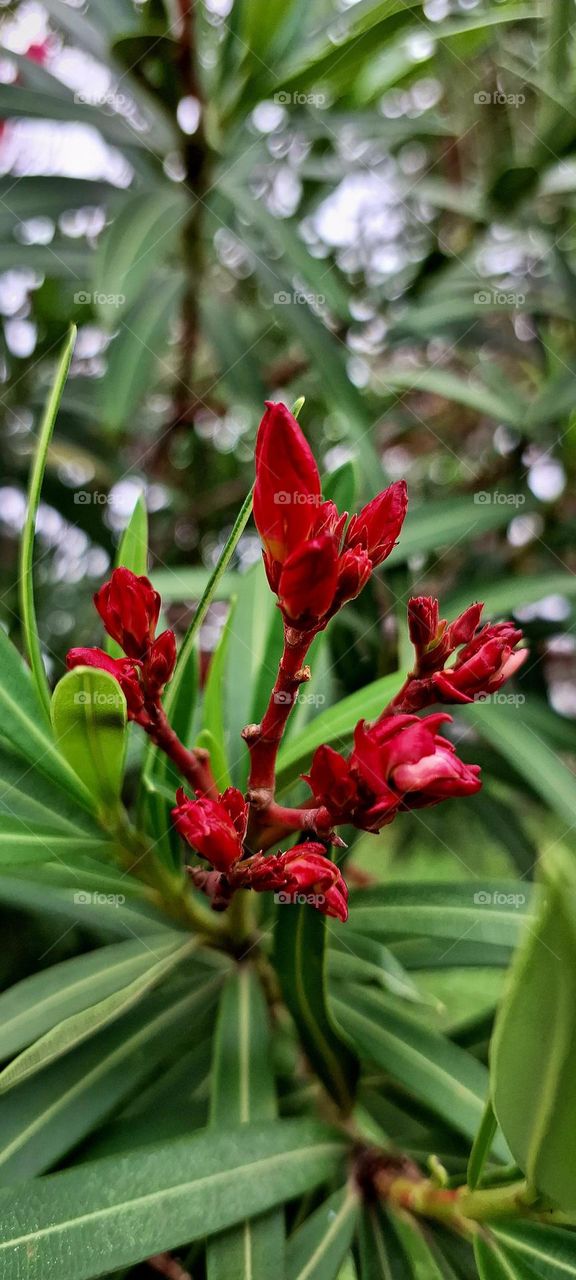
[51,667,127,820]
[0,935,197,1093]
[18,325,76,721]
[492,848,576,1210]
[286,1184,359,1280]
[0,1119,346,1280]
[275,904,359,1114]
[208,966,285,1280]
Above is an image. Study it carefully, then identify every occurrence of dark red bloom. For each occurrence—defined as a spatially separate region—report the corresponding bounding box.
[172,787,248,873]
[402,597,525,708]
[144,630,177,697]
[253,402,407,631]
[240,843,348,922]
[95,567,160,661]
[66,647,144,717]
[305,713,481,832]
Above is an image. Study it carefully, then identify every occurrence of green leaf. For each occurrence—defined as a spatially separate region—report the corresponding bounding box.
[99,273,184,433]
[334,986,508,1154]
[286,1185,359,1280]
[0,628,95,814]
[94,190,187,326]
[223,559,278,787]
[389,1210,451,1279]
[460,700,576,831]
[107,494,149,658]
[208,967,284,1280]
[151,567,238,602]
[164,486,253,725]
[202,598,236,790]
[444,572,576,625]
[467,1098,498,1191]
[385,496,533,568]
[275,904,359,1113]
[491,1223,576,1279]
[0,982,220,1185]
[474,1234,538,1280]
[0,933,187,1061]
[328,931,427,1006]
[50,667,127,818]
[0,1120,345,1280]
[0,823,110,867]
[492,850,576,1209]
[349,882,531,949]
[358,1204,403,1279]
[377,367,527,427]
[18,325,76,721]
[0,935,197,1092]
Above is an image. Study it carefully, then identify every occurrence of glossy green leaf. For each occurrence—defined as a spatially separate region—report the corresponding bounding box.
[202,598,236,790]
[349,882,532,949]
[0,982,220,1185]
[461,700,576,831]
[19,325,76,720]
[358,1205,404,1279]
[491,1223,576,1279]
[94,190,187,326]
[286,1185,359,1280]
[0,1120,345,1280]
[492,850,576,1209]
[51,667,127,818]
[334,986,508,1154]
[0,628,95,814]
[385,497,534,567]
[467,1098,498,1191]
[0,933,187,1061]
[474,1234,538,1280]
[208,967,284,1280]
[275,904,359,1113]
[99,273,184,433]
[0,935,197,1092]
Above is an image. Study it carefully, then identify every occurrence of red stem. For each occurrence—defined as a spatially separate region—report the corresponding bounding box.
[244,626,314,796]
[142,704,218,799]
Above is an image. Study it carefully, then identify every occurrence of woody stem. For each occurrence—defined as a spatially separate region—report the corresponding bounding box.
[142,704,219,798]
[243,625,313,799]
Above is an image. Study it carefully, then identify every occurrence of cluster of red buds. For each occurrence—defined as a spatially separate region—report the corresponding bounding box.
[66,402,526,925]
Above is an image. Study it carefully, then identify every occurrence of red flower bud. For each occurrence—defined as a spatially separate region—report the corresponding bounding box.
[408,596,442,653]
[277,533,340,629]
[254,402,321,576]
[94,567,160,661]
[66,647,144,717]
[172,787,248,872]
[144,630,177,697]
[240,843,348,922]
[306,712,481,832]
[345,481,408,567]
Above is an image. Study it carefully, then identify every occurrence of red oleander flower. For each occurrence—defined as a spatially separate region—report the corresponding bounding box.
[172,787,248,873]
[95,567,160,660]
[67,569,177,713]
[253,401,407,631]
[66,647,144,717]
[239,844,348,922]
[402,597,525,709]
[305,713,481,832]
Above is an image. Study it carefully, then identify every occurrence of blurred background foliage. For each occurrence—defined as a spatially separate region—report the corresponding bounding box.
[0,0,576,945]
